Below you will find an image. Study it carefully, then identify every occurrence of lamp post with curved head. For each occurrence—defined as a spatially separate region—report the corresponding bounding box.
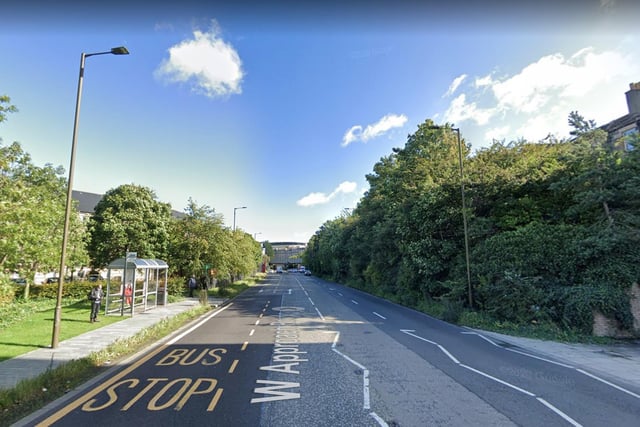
[51,46,130,349]
[428,125,473,308]
[233,206,247,231]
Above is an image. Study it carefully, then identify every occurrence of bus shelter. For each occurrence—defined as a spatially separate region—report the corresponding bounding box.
[104,256,169,317]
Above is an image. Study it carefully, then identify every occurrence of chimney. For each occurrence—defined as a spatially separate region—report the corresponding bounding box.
[626,82,640,114]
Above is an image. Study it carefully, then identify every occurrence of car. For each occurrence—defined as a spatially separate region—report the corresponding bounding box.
[10,277,27,285]
[304,270,311,276]
[45,277,59,284]
[276,266,283,274]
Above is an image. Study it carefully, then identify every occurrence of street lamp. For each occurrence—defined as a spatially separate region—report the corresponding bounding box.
[233,206,247,231]
[51,46,130,349]
[429,125,473,308]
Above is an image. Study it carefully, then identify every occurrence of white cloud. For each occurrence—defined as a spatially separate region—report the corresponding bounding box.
[297,181,358,207]
[442,46,640,148]
[444,94,495,126]
[342,125,362,147]
[444,74,467,97]
[475,74,494,87]
[155,21,244,98]
[342,113,408,147]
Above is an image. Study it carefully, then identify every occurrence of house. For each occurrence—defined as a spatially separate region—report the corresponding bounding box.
[72,190,185,220]
[600,82,640,151]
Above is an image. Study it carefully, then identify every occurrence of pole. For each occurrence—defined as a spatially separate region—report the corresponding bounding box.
[51,47,129,348]
[453,128,473,308]
[233,206,246,231]
[51,52,86,349]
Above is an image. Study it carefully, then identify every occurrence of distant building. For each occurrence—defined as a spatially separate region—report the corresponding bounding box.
[600,82,640,151]
[269,242,306,267]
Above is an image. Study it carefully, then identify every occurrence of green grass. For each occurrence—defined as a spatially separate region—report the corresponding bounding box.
[0,300,128,361]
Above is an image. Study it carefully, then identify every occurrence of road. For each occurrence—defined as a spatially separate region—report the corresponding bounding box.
[26,273,640,426]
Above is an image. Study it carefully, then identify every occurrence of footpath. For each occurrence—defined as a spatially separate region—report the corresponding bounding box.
[0,298,639,396]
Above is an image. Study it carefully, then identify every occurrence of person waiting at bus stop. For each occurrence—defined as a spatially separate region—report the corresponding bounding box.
[89,283,104,323]
[187,275,197,297]
[124,283,133,306]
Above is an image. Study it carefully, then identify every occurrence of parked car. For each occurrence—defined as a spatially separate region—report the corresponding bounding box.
[304,270,311,276]
[10,277,27,285]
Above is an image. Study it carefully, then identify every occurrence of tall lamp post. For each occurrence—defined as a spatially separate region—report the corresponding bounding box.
[51,46,130,349]
[429,125,473,308]
[233,206,247,231]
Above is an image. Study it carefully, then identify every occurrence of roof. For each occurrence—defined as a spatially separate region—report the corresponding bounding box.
[600,112,640,133]
[72,190,185,219]
[72,190,103,214]
[107,258,168,269]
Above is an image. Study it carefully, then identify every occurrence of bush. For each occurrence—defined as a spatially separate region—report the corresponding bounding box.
[0,274,15,306]
[441,298,464,323]
[561,285,633,333]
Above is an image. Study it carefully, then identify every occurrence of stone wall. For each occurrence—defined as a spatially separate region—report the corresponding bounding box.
[592,283,640,338]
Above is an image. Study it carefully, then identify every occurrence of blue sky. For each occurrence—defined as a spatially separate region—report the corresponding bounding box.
[2,1,639,243]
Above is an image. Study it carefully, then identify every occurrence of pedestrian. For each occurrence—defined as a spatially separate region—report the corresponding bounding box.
[124,283,133,306]
[188,275,197,297]
[89,283,104,323]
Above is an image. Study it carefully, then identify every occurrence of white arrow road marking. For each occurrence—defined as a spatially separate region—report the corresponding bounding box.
[400,329,582,426]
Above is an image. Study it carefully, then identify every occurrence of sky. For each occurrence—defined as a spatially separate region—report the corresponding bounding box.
[2,0,639,243]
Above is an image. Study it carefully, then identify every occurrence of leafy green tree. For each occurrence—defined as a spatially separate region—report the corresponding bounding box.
[87,184,172,267]
[1,98,88,298]
[262,241,274,259]
[0,95,18,123]
[0,142,79,276]
[305,113,640,334]
[167,198,227,277]
[568,111,597,137]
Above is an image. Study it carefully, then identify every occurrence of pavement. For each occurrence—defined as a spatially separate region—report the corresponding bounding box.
[1,297,639,397]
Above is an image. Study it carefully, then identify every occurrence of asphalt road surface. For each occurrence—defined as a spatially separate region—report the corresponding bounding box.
[26,273,640,426]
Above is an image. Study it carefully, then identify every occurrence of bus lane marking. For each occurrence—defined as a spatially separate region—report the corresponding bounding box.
[36,304,232,426]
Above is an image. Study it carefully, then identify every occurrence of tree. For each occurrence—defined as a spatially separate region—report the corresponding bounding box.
[167,198,228,277]
[87,184,172,267]
[0,95,18,124]
[2,95,88,297]
[568,111,596,137]
[0,141,89,295]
